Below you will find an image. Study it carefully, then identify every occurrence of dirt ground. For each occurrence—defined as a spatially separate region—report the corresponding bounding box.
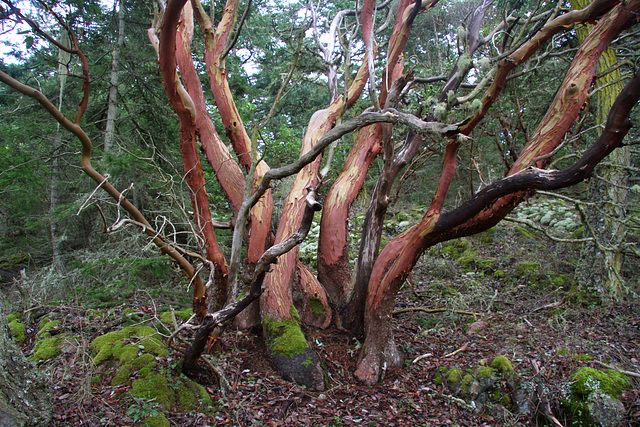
[8,227,640,426]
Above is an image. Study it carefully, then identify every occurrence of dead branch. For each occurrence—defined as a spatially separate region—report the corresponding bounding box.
[593,360,640,379]
[442,343,469,359]
[393,307,484,317]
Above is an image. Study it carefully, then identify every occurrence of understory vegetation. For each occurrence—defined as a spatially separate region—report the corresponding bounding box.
[2,209,639,425]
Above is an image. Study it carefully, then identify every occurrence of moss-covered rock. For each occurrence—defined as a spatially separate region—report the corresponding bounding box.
[8,319,26,343]
[145,412,170,427]
[571,368,630,399]
[132,373,175,409]
[490,356,515,377]
[562,367,631,427]
[263,317,308,358]
[36,318,61,338]
[29,336,62,361]
[90,325,166,365]
[263,314,324,390]
[445,368,463,392]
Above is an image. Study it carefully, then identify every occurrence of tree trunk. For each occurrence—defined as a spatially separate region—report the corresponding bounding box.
[354,0,640,384]
[0,312,52,426]
[571,0,630,300]
[103,0,125,152]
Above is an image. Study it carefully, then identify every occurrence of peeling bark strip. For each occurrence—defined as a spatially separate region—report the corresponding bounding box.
[191,0,273,263]
[355,0,640,385]
[261,53,371,323]
[318,0,441,303]
[183,188,322,375]
[159,0,228,314]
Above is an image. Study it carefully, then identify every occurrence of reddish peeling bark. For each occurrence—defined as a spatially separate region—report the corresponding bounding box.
[261,104,342,322]
[192,0,273,263]
[262,48,372,323]
[159,0,229,315]
[318,0,438,310]
[176,3,245,215]
[296,261,332,329]
[354,0,640,385]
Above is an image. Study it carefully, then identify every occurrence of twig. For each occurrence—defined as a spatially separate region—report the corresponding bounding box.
[412,353,433,364]
[594,360,640,379]
[531,296,567,313]
[393,307,484,317]
[442,343,469,359]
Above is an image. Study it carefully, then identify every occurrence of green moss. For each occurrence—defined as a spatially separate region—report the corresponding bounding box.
[307,299,325,317]
[263,316,308,358]
[571,354,593,361]
[36,319,61,338]
[91,375,102,384]
[117,343,140,364]
[90,325,161,365]
[490,356,515,377]
[515,226,536,239]
[289,305,301,323]
[557,348,570,356]
[493,270,506,278]
[177,382,195,410]
[29,337,62,361]
[8,320,26,343]
[139,367,153,378]
[159,308,193,324]
[457,256,476,271]
[442,238,470,259]
[132,374,176,409]
[476,258,497,272]
[548,272,571,288]
[111,364,132,386]
[145,413,170,427]
[476,366,496,379]
[132,354,156,369]
[433,366,448,386]
[460,374,475,398]
[140,337,168,357]
[514,261,541,277]
[478,227,496,244]
[446,368,463,391]
[6,313,19,323]
[571,367,630,399]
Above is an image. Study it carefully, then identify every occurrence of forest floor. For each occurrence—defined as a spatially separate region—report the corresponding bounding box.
[4,223,640,426]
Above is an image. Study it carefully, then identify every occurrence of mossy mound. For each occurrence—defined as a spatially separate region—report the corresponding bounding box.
[90,325,167,365]
[29,336,63,361]
[571,367,630,399]
[36,318,61,338]
[90,325,213,414]
[438,357,523,413]
[561,367,630,427]
[159,308,193,324]
[8,319,26,343]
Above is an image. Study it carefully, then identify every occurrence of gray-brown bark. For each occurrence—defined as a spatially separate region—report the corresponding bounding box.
[0,313,52,426]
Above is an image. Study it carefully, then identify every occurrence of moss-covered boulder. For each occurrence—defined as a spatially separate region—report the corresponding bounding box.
[438,357,525,414]
[29,336,63,361]
[562,367,630,427]
[90,325,213,414]
[8,320,25,344]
